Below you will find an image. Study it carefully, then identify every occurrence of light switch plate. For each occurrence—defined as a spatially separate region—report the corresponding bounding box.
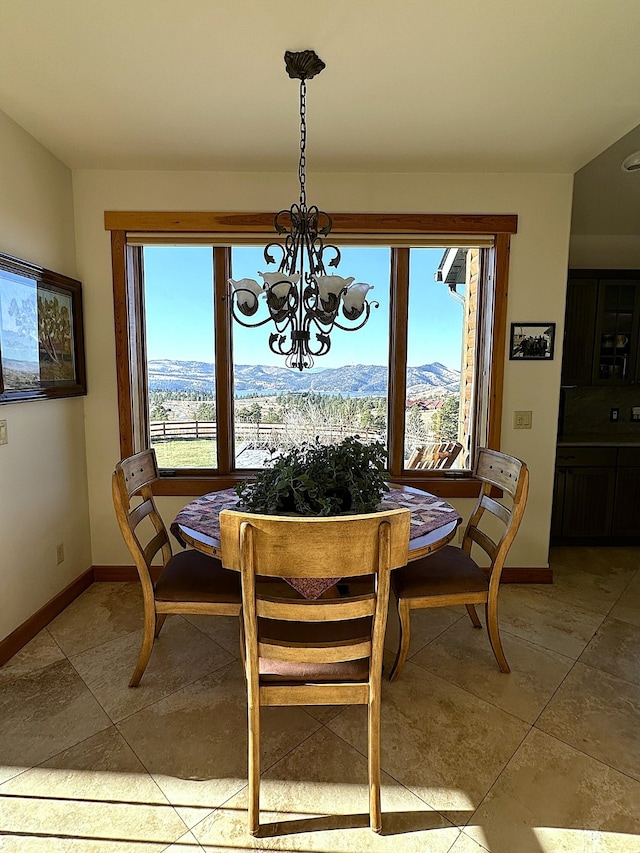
[0,420,7,445]
[513,410,532,429]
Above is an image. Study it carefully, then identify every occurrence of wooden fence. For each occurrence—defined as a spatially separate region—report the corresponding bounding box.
[149,420,382,444]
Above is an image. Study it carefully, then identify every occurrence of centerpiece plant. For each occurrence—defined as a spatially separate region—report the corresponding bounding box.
[235,435,389,516]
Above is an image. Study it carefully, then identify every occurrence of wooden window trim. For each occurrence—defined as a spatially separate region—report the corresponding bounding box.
[108,212,516,496]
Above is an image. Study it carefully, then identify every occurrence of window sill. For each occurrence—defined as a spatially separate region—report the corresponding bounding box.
[152,472,483,498]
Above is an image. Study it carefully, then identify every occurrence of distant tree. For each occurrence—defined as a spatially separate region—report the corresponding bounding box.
[194,401,216,421]
[433,395,460,441]
[150,401,169,420]
[237,402,262,423]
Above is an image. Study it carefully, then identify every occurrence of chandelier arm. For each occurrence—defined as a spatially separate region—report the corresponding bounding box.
[229,308,276,330]
[332,300,379,332]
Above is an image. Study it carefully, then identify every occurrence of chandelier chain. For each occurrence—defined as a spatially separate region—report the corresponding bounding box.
[298,79,307,209]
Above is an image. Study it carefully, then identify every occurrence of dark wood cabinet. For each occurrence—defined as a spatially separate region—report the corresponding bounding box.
[553,445,640,540]
[612,448,640,536]
[563,270,640,387]
[562,278,598,386]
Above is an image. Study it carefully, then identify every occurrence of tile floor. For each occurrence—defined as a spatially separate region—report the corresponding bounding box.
[1,546,639,851]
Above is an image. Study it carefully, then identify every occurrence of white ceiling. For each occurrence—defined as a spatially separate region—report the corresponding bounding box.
[1,0,640,176]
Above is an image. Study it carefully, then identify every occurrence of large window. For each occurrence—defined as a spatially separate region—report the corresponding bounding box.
[108,213,516,495]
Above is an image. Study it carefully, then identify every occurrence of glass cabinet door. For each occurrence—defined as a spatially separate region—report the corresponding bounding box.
[593,283,640,384]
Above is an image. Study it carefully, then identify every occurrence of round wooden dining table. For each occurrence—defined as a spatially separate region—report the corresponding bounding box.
[171,483,462,566]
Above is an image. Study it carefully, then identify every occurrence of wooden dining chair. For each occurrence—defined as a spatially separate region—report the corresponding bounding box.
[112,448,241,687]
[389,448,529,682]
[219,507,411,835]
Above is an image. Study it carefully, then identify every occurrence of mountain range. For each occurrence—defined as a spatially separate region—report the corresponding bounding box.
[148,359,460,397]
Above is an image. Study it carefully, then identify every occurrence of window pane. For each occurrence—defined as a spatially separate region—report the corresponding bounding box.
[231,246,390,468]
[404,248,478,471]
[143,246,217,469]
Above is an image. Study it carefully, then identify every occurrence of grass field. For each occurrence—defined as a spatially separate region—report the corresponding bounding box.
[152,439,217,469]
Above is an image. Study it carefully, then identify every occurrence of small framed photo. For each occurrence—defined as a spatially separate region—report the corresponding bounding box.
[509,323,555,361]
[0,252,86,404]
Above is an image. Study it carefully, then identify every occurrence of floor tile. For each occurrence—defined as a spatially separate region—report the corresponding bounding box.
[384,602,464,660]
[465,728,640,853]
[328,657,529,820]
[302,705,345,724]
[48,582,143,657]
[194,726,460,851]
[497,584,604,658]
[550,546,640,577]
[536,661,640,781]
[0,659,110,784]
[70,615,234,722]
[447,833,489,853]
[163,831,204,851]
[183,614,242,658]
[533,559,637,616]
[0,727,188,851]
[579,617,640,688]
[0,628,65,686]
[117,661,321,828]
[410,619,574,723]
[609,570,640,629]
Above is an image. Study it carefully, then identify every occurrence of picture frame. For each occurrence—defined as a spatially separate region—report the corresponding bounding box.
[509,322,555,361]
[0,252,86,404]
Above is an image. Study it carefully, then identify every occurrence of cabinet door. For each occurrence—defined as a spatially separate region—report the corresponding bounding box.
[561,280,597,386]
[562,467,615,537]
[551,468,565,537]
[613,467,640,535]
[592,282,640,385]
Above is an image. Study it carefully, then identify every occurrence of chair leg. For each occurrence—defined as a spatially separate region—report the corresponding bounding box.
[485,600,510,673]
[368,693,382,833]
[154,614,167,638]
[248,697,261,835]
[389,599,411,682]
[129,608,156,688]
[465,603,482,628]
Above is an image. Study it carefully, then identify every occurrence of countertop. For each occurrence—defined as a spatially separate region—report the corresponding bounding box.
[558,435,640,447]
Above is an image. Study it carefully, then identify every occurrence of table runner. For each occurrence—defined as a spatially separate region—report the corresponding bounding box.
[171,487,461,599]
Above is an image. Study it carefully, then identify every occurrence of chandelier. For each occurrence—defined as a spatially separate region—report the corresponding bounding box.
[227,49,377,371]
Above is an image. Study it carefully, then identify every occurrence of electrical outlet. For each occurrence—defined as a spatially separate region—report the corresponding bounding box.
[0,420,7,445]
[56,543,64,564]
[513,410,532,429]
[610,407,620,422]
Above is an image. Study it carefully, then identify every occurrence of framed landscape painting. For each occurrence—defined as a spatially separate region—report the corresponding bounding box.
[0,252,86,403]
[509,322,555,361]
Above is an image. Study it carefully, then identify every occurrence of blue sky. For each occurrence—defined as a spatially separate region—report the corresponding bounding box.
[143,245,463,370]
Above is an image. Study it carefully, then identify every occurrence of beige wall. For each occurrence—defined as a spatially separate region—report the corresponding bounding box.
[0,110,91,640]
[74,169,573,571]
[569,234,640,268]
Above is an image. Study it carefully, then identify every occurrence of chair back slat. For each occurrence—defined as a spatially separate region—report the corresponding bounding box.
[258,640,372,664]
[475,448,523,496]
[220,508,410,577]
[480,493,511,525]
[466,526,498,561]
[129,496,155,530]
[144,528,170,565]
[119,451,159,498]
[257,595,376,622]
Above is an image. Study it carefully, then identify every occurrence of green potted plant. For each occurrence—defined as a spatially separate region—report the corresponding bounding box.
[235,435,389,516]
